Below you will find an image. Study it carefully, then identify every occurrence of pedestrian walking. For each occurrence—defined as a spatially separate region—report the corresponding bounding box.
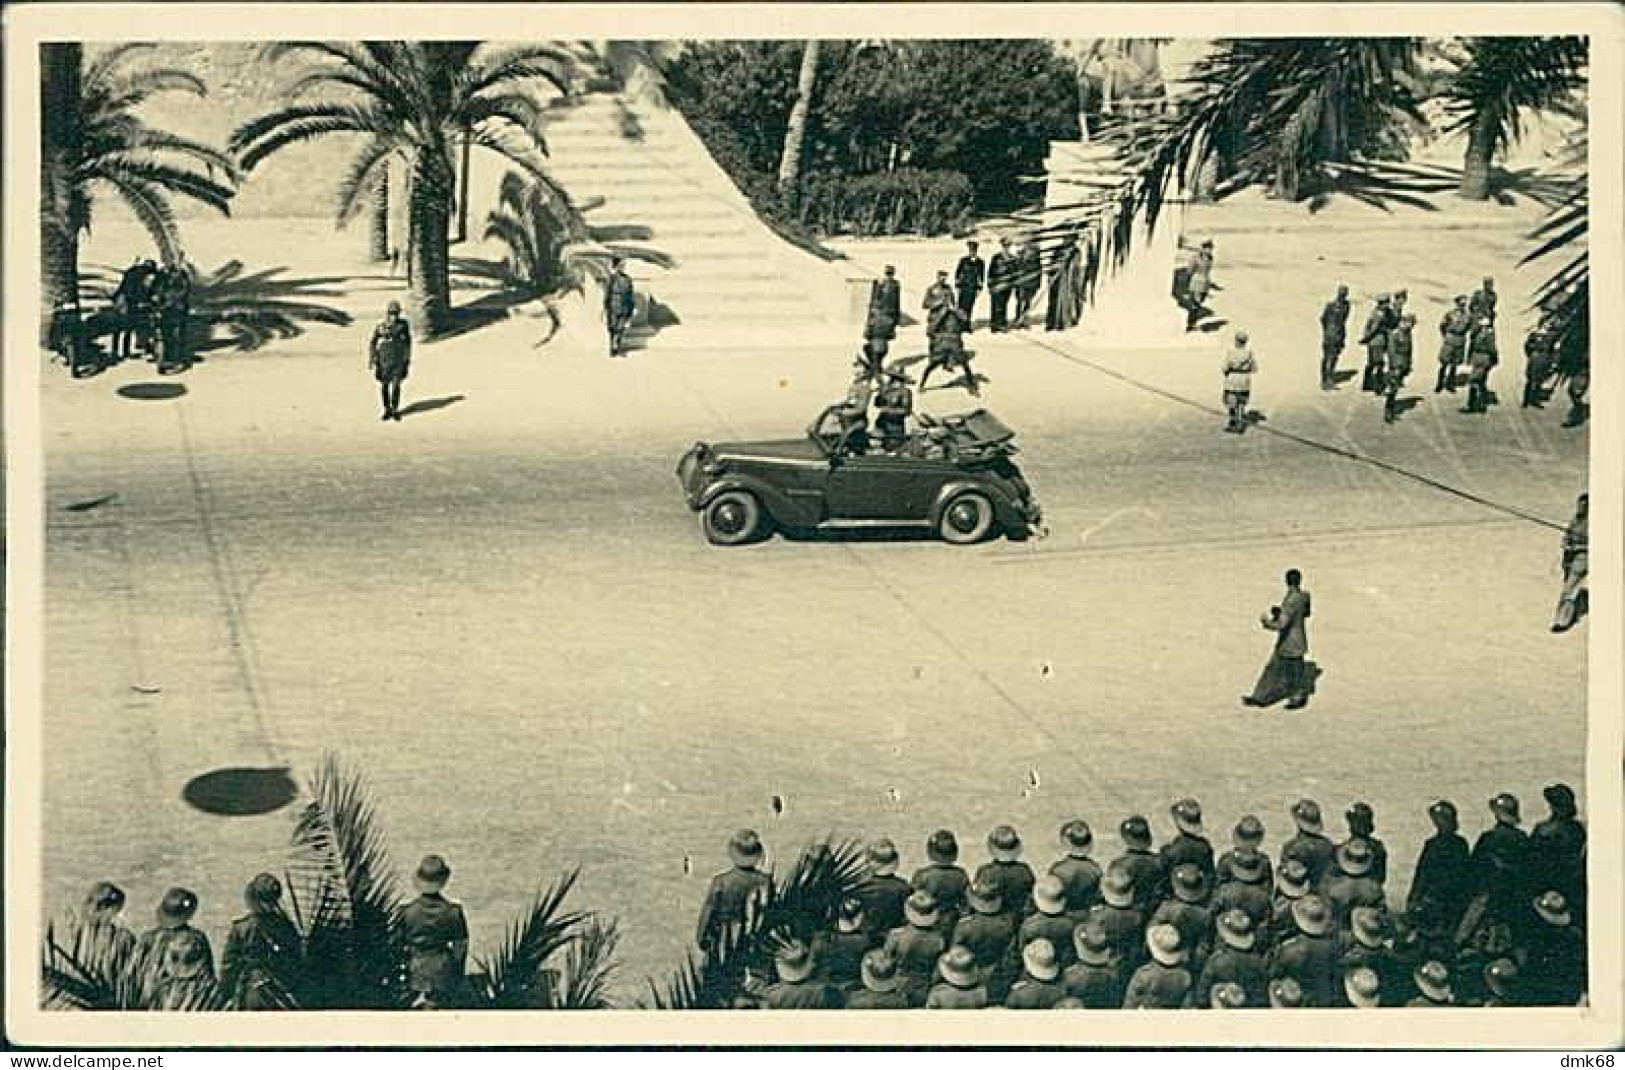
[1319,285,1351,389]
[221,873,303,1010]
[604,257,636,357]
[696,829,770,952]
[987,237,1017,332]
[1462,317,1499,413]
[398,854,469,1009]
[1359,295,1391,393]
[1176,239,1215,332]
[1522,325,1555,408]
[1550,491,1588,634]
[1436,295,1472,392]
[954,240,986,331]
[1014,238,1042,328]
[1382,312,1415,422]
[1241,569,1313,710]
[1221,331,1257,433]
[368,300,412,421]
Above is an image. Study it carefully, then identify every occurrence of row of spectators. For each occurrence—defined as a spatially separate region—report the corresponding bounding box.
[700,786,1588,1009]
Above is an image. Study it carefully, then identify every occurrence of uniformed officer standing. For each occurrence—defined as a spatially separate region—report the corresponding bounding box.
[1216,814,1274,890]
[1279,799,1335,888]
[987,238,1017,333]
[1529,783,1585,913]
[921,291,976,395]
[1319,285,1351,389]
[136,888,216,988]
[1122,925,1193,1009]
[863,264,902,373]
[1319,840,1386,930]
[882,891,946,1004]
[1110,815,1166,912]
[221,873,303,1010]
[154,259,194,372]
[1552,492,1588,634]
[1469,276,1498,323]
[761,941,842,1008]
[1149,865,1214,969]
[1004,938,1068,1008]
[1522,325,1555,407]
[1382,312,1415,423]
[398,854,469,1008]
[604,257,636,357]
[1269,894,1338,1007]
[1462,316,1499,413]
[111,257,158,362]
[1014,238,1042,328]
[1359,295,1391,393]
[1221,331,1257,434]
[1049,819,1104,917]
[368,300,412,422]
[1160,798,1216,884]
[975,825,1036,920]
[1519,891,1585,1005]
[1405,800,1474,938]
[1470,794,1531,945]
[811,897,871,993]
[1341,802,1388,885]
[952,878,1017,998]
[1435,295,1471,392]
[954,240,986,331]
[1338,907,1404,1007]
[1210,849,1274,937]
[696,830,771,953]
[873,367,914,452]
[856,838,913,940]
[1193,909,1268,1007]
[1018,876,1079,968]
[1063,920,1126,1008]
[1242,570,1313,711]
[911,829,970,926]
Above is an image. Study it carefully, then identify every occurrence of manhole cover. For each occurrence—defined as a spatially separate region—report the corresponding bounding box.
[182,766,298,816]
[117,382,187,401]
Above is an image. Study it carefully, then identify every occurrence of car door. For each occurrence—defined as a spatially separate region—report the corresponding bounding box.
[825,450,945,522]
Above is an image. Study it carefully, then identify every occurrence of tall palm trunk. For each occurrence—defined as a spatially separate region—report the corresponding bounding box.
[776,40,820,207]
[407,152,453,337]
[40,43,83,321]
[1271,109,1308,201]
[1459,108,1498,201]
[368,168,391,262]
[455,126,472,243]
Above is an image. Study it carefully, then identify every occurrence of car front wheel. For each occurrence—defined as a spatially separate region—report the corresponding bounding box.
[938,490,995,545]
[702,490,764,546]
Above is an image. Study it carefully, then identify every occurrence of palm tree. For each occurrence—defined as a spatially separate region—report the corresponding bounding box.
[649,839,868,1009]
[230,41,576,338]
[776,40,822,207]
[1440,36,1587,200]
[1522,129,1588,380]
[39,43,238,314]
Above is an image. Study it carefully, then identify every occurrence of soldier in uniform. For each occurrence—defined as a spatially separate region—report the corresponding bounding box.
[1338,906,1404,1006]
[1552,493,1589,633]
[1216,814,1273,890]
[1221,330,1257,434]
[1121,925,1192,1009]
[1110,815,1166,912]
[1242,570,1314,710]
[696,829,771,952]
[920,296,976,396]
[1211,848,1274,938]
[1268,977,1306,1009]
[1085,864,1147,965]
[1149,864,1214,970]
[1469,276,1498,323]
[136,888,215,988]
[1522,324,1555,407]
[926,945,989,1009]
[1160,798,1216,883]
[812,897,872,994]
[1470,793,1530,947]
[1359,294,1391,393]
[1014,237,1043,328]
[368,300,412,421]
[398,854,469,1008]
[883,891,946,1005]
[873,367,914,452]
[1269,893,1338,1007]
[1462,316,1499,414]
[111,257,157,363]
[1405,799,1474,939]
[761,941,841,1008]
[221,873,303,1011]
[1407,960,1456,1007]
[1063,920,1126,1008]
[66,881,138,979]
[987,237,1017,333]
[863,264,902,373]
[1018,876,1078,969]
[1268,860,1312,950]
[1049,819,1103,917]
[1529,783,1586,915]
[911,829,970,927]
[1519,891,1585,1005]
[1280,798,1335,887]
[834,358,874,454]
[1478,957,1524,1008]
[847,950,912,1009]
[1436,295,1472,392]
[1320,840,1386,931]
[1192,909,1268,1008]
[153,929,217,1011]
[604,257,636,357]
[1319,284,1351,389]
[1005,938,1068,1008]
[952,877,1018,997]
[856,838,912,940]
[154,260,194,373]
[1342,966,1383,1009]
[1382,312,1415,423]
[954,240,986,330]
[1341,802,1389,886]
[975,825,1036,920]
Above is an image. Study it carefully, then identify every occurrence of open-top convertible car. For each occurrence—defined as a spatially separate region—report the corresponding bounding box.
[676,405,1044,546]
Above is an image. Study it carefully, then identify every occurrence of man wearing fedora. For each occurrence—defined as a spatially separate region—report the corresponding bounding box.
[1269,892,1339,1007]
[926,945,990,1009]
[1063,920,1126,1009]
[1407,960,1456,1007]
[1084,864,1147,965]
[1340,802,1389,886]
[856,838,913,941]
[1529,782,1586,916]
[1110,815,1165,913]
[1338,906,1403,1002]
[1478,957,1524,1007]
[883,890,947,1005]
[1122,924,1193,1009]
[136,887,215,987]
[911,829,970,930]
[1211,849,1274,939]
[1406,799,1474,937]
[1005,938,1068,1008]
[1321,839,1386,930]
[812,897,872,994]
[222,873,304,1011]
[846,950,911,1009]
[1520,890,1585,1005]
[1150,864,1214,970]
[1279,798,1335,888]
[1268,859,1312,950]
[952,877,1018,999]
[1018,876,1078,969]
[1341,965,1384,1009]
[697,829,770,953]
[1048,819,1103,919]
[1242,569,1314,710]
[1215,814,1274,891]
[762,941,842,1008]
[975,825,1036,921]
[1192,908,1268,1008]
[1160,798,1216,885]
[1268,977,1306,1008]
[399,854,469,1009]
[154,929,217,1011]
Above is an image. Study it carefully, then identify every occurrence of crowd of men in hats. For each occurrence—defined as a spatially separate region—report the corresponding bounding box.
[54,853,470,1010]
[48,256,196,378]
[698,786,1587,1010]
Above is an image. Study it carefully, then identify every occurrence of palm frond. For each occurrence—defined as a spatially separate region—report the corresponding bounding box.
[82,43,159,86]
[550,916,621,1010]
[80,154,236,213]
[462,43,578,100]
[230,104,394,169]
[96,173,182,263]
[1440,37,1587,157]
[100,67,208,112]
[472,869,588,1009]
[333,136,401,228]
[112,127,241,178]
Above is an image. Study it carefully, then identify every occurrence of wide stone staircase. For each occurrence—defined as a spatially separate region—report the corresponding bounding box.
[465,44,858,354]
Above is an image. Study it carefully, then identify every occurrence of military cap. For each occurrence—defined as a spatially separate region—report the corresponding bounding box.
[1428,799,1459,829]
[386,300,402,314]
[1171,864,1209,904]
[1336,838,1374,877]
[1533,890,1572,927]
[1120,815,1153,847]
[904,890,940,928]
[1350,906,1387,949]
[967,876,1003,915]
[1234,814,1265,845]
[1211,982,1248,1009]
[1544,783,1577,813]
[861,949,901,993]
[1074,919,1114,965]
[1216,908,1256,951]
[1171,798,1203,835]
[775,940,817,983]
[868,838,900,875]
[246,872,283,907]
[988,825,1023,861]
[1023,938,1061,981]
[1268,977,1305,1008]
[1146,923,1186,966]
[84,881,126,915]
[1291,799,1324,834]
[1101,864,1135,908]
[926,829,959,863]
[728,829,764,867]
[157,887,199,926]
[1276,859,1311,899]
[1061,819,1094,856]
[1489,793,1521,821]
[1291,894,1333,937]
[414,854,452,891]
[1344,966,1381,1008]
[1230,848,1267,885]
[1483,958,1519,999]
[1413,960,1453,1002]
[1033,875,1068,916]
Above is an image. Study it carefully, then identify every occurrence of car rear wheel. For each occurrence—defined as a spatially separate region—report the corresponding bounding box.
[702,490,764,546]
[938,490,995,545]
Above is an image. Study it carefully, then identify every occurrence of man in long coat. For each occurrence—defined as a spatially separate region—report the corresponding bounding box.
[954,241,986,331]
[604,257,636,357]
[1242,569,1312,709]
[1319,285,1351,389]
[1552,493,1589,632]
[863,264,902,374]
[1014,238,1042,327]
[1359,295,1391,393]
[1435,295,1471,392]
[987,238,1016,333]
[368,300,412,421]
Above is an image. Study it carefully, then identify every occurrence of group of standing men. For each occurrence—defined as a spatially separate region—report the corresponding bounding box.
[49,256,195,377]
[955,237,1045,334]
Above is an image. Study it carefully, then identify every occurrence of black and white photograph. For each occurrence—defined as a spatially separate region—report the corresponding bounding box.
[5,2,1621,1050]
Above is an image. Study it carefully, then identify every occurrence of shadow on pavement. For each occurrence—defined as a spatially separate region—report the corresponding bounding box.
[182,766,298,816]
[116,382,188,401]
[397,394,466,419]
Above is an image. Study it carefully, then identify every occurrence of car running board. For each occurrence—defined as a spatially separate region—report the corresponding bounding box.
[815,518,935,530]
